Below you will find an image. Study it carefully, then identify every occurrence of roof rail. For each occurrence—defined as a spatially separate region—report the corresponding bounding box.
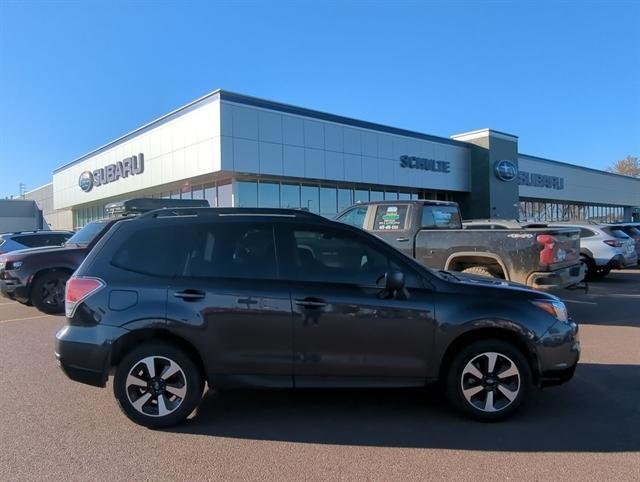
[139,207,328,221]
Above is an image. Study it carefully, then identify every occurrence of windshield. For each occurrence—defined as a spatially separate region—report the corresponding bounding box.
[65,221,109,247]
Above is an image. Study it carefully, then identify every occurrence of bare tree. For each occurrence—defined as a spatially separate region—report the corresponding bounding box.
[607,155,640,178]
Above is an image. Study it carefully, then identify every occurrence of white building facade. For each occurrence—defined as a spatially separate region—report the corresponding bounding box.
[52,90,640,229]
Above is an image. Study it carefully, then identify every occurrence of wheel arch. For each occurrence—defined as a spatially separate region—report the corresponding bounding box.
[110,328,206,382]
[28,267,74,298]
[438,327,540,385]
[444,252,510,280]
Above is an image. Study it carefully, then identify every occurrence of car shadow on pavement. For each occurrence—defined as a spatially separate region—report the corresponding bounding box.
[167,363,640,452]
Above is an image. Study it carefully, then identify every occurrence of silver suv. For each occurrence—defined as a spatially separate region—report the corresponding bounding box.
[550,222,637,279]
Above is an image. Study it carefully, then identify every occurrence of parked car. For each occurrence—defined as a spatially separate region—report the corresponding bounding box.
[549,222,637,279]
[0,198,208,313]
[56,206,580,428]
[606,223,640,265]
[0,230,73,254]
[336,201,585,290]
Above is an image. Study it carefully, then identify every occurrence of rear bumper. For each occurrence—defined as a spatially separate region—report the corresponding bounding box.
[55,324,129,388]
[604,254,638,270]
[526,262,586,290]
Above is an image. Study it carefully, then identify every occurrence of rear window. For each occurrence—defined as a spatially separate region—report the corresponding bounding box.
[603,227,631,239]
[111,226,192,277]
[66,221,109,246]
[373,205,408,231]
[421,206,461,229]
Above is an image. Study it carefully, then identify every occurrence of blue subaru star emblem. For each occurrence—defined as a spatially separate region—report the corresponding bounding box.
[494,160,518,182]
[78,171,94,192]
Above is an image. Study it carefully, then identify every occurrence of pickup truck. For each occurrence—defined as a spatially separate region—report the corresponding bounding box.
[336,200,585,290]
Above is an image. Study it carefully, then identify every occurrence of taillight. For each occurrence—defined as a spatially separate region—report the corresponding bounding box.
[603,240,623,248]
[65,276,104,318]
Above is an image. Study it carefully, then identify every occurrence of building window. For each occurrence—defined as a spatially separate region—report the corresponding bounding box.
[337,188,353,213]
[301,185,320,213]
[218,183,232,207]
[281,184,301,209]
[320,186,337,218]
[258,182,280,208]
[235,181,258,207]
[354,189,369,203]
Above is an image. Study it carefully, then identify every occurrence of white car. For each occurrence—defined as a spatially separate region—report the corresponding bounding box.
[550,222,637,279]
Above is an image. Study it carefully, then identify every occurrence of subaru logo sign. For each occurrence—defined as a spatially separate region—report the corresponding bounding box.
[78,171,94,192]
[494,160,518,182]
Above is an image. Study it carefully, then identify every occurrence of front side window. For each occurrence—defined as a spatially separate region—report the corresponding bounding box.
[285,227,419,287]
[184,223,277,280]
[336,206,368,228]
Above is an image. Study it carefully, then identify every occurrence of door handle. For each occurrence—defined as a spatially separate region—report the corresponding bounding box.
[294,298,327,309]
[173,289,205,301]
[396,237,410,242]
[237,297,258,305]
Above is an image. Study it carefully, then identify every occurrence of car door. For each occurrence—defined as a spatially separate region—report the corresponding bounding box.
[276,222,436,386]
[166,220,293,387]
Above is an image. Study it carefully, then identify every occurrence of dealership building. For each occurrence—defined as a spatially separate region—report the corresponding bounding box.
[41,89,640,229]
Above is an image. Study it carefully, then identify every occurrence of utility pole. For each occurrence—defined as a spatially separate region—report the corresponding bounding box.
[19,183,26,198]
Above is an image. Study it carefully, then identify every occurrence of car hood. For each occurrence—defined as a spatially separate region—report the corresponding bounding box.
[1,245,86,259]
[446,271,558,300]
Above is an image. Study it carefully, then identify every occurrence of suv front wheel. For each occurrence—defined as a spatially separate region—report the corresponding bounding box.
[114,343,204,428]
[445,339,532,421]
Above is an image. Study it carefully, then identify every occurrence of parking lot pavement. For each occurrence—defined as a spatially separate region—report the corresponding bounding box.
[1,271,639,481]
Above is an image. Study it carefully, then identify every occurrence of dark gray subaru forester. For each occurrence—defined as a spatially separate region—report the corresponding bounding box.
[56,207,580,428]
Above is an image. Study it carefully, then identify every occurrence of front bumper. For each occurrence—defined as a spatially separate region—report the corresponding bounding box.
[537,319,580,387]
[526,262,586,290]
[55,324,129,388]
[0,271,29,303]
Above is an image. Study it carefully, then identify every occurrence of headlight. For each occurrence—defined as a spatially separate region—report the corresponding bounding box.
[531,299,568,322]
[7,260,23,270]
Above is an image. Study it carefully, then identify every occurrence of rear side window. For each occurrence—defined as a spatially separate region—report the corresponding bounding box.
[183,223,278,280]
[111,226,192,277]
[10,234,67,247]
[579,228,596,238]
[336,206,368,228]
[421,206,461,229]
[373,205,408,231]
[603,227,630,239]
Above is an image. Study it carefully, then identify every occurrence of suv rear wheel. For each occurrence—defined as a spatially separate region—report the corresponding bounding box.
[445,339,531,421]
[31,271,70,314]
[114,343,204,428]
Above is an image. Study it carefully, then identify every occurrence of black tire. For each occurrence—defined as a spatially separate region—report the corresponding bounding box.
[445,339,532,422]
[31,271,70,314]
[114,342,204,428]
[581,255,598,281]
[461,266,497,278]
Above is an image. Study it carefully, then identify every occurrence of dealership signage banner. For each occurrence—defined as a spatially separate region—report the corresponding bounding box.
[518,170,564,190]
[78,154,144,192]
[399,155,451,173]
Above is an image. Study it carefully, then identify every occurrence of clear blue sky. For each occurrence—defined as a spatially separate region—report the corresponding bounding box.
[1,0,638,198]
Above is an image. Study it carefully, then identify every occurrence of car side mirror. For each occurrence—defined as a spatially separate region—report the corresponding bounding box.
[379,271,410,300]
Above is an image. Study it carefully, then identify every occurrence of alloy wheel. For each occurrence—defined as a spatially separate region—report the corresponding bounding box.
[42,279,64,306]
[460,351,521,413]
[125,356,188,417]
